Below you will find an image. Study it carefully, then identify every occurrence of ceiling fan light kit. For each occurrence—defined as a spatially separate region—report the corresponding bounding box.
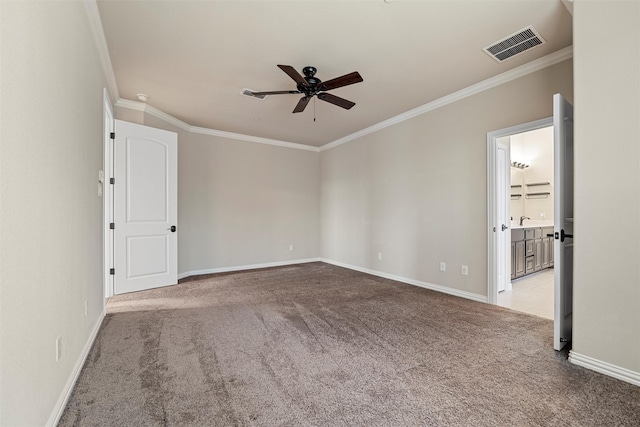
[251,65,363,114]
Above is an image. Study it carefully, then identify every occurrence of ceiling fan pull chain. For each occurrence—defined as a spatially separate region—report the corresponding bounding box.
[314,97,316,122]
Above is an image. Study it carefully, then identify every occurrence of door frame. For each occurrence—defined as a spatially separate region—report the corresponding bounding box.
[103,88,115,300]
[487,117,552,304]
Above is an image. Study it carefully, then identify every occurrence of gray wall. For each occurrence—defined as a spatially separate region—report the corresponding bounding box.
[573,0,640,375]
[138,114,321,275]
[320,60,573,298]
[0,2,107,425]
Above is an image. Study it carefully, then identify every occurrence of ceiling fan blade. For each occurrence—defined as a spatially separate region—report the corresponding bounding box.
[292,96,311,113]
[317,93,356,110]
[278,65,306,86]
[251,90,301,96]
[319,71,363,91]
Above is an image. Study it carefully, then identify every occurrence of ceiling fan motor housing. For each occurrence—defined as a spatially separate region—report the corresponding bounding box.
[299,67,321,95]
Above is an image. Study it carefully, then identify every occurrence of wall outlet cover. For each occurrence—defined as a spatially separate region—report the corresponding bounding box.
[440,262,446,272]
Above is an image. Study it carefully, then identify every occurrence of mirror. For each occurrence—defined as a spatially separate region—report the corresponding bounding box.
[509,126,554,227]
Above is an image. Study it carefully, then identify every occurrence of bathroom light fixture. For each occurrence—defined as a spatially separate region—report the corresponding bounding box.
[511,161,529,169]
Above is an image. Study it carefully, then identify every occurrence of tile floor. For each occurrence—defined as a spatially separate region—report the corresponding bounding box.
[498,268,554,320]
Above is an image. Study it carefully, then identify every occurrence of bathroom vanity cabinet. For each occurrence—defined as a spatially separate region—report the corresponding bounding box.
[511,226,554,280]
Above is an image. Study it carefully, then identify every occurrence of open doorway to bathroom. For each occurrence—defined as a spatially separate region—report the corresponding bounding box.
[497,125,555,320]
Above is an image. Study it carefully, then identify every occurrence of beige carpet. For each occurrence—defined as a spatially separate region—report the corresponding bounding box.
[60,262,640,426]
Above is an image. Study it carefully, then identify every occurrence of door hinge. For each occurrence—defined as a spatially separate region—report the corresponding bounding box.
[110,132,115,139]
[110,222,115,229]
[109,268,115,275]
[110,177,114,185]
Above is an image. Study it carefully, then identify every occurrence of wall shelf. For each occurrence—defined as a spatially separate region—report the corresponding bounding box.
[526,182,550,187]
[526,192,550,199]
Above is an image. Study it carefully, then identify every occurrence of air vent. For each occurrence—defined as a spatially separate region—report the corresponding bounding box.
[483,26,546,63]
[241,88,266,100]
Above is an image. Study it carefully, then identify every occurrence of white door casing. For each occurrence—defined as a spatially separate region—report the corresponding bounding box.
[553,93,574,351]
[496,141,510,293]
[487,117,552,304]
[114,120,177,295]
[103,89,115,299]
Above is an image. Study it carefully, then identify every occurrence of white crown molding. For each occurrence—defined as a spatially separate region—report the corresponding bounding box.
[114,98,147,112]
[319,46,574,152]
[177,258,321,280]
[82,0,119,101]
[115,99,321,152]
[320,258,487,303]
[569,351,640,387]
[190,126,319,152]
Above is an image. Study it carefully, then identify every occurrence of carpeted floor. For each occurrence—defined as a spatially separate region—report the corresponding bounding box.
[60,262,640,426]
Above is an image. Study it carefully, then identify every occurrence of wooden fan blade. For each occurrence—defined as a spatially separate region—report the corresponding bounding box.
[251,90,301,95]
[317,93,356,110]
[292,96,311,113]
[278,65,306,85]
[319,71,363,91]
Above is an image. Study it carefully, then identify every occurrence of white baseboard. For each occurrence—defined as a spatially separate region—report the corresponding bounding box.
[320,258,487,303]
[46,307,106,427]
[569,351,640,387]
[177,258,322,280]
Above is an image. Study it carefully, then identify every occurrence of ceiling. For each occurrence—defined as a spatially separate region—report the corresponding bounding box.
[97,0,572,147]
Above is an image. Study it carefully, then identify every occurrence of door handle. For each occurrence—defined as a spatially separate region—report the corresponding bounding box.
[168,225,176,232]
[558,229,572,242]
[501,224,508,231]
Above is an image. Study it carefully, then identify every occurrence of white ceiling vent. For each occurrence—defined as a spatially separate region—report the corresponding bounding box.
[241,88,266,100]
[483,26,546,62]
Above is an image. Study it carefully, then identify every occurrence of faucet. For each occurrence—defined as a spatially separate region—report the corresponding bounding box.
[519,216,530,226]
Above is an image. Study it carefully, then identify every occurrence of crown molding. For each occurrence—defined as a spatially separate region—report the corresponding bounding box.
[82,0,119,101]
[319,46,573,152]
[114,98,146,112]
[115,99,320,152]
[115,98,192,131]
[190,126,319,152]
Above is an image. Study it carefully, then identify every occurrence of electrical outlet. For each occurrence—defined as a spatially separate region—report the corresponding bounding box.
[289,244,294,252]
[378,252,383,261]
[440,262,446,272]
[461,265,469,276]
[56,336,62,362]
[540,212,546,219]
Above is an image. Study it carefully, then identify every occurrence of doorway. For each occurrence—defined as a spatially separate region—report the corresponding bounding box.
[486,117,552,305]
[488,94,574,351]
[498,125,555,320]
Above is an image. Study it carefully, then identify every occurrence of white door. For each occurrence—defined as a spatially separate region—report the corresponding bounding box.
[114,120,177,295]
[553,94,574,351]
[497,141,510,293]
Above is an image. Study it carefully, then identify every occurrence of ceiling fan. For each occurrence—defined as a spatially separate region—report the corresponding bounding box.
[251,65,363,113]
